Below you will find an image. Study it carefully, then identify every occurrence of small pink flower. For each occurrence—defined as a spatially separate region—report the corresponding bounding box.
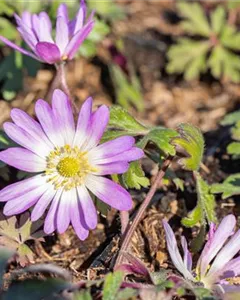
[0,1,94,64]
[0,89,143,240]
[163,215,240,293]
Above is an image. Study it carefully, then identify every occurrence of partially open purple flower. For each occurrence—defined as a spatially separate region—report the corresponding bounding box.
[163,215,240,293]
[0,1,94,64]
[0,89,143,240]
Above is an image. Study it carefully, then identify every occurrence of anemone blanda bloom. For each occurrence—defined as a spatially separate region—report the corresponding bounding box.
[0,1,94,64]
[163,215,240,293]
[0,89,143,240]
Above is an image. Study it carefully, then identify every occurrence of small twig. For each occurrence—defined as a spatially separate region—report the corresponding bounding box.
[114,157,173,268]
[120,211,129,235]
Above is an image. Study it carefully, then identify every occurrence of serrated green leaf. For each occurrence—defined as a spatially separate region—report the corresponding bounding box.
[182,173,216,228]
[172,124,204,171]
[196,173,216,224]
[227,142,240,156]
[220,25,240,51]
[177,2,211,37]
[123,161,149,189]
[221,110,240,126]
[2,278,70,300]
[182,204,202,227]
[74,290,92,300]
[211,6,226,35]
[211,173,240,199]
[139,128,178,156]
[108,106,147,132]
[167,39,209,80]
[102,271,124,300]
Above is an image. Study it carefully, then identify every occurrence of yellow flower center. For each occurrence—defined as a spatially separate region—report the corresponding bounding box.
[57,157,80,177]
[45,145,97,191]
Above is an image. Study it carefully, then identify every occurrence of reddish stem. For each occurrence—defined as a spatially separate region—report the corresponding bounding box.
[114,157,172,268]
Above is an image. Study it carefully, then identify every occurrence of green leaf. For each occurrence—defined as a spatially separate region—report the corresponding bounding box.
[2,278,70,300]
[0,248,14,289]
[141,128,178,156]
[101,130,136,144]
[116,288,138,300]
[230,120,240,141]
[102,271,124,300]
[182,173,216,228]
[88,19,110,43]
[167,39,209,80]
[227,1,240,9]
[182,204,203,227]
[108,106,147,133]
[74,290,92,300]
[209,45,240,82]
[227,142,240,156]
[177,2,211,37]
[123,161,149,189]
[211,6,226,35]
[220,25,240,51]
[0,17,17,41]
[196,173,217,224]
[88,0,125,20]
[172,123,204,171]
[110,65,144,112]
[211,173,240,199]
[78,40,97,58]
[220,110,240,126]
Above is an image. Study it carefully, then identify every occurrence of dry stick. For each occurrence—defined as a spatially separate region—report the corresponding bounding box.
[114,157,173,268]
[120,210,129,235]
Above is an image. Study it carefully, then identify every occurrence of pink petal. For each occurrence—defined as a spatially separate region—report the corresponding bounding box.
[92,148,144,165]
[57,3,69,23]
[88,136,135,162]
[11,108,54,150]
[73,0,86,34]
[31,185,56,221]
[44,189,62,234]
[82,105,109,151]
[73,97,92,148]
[77,185,97,229]
[0,175,46,202]
[52,89,75,145]
[197,214,236,277]
[64,20,94,60]
[35,42,61,64]
[93,162,129,175]
[57,190,71,234]
[3,122,50,158]
[38,12,54,43]
[0,36,39,60]
[163,220,194,280]
[0,148,46,172]
[3,183,48,216]
[70,188,89,240]
[56,16,69,54]
[35,99,65,147]
[85,175,132,211]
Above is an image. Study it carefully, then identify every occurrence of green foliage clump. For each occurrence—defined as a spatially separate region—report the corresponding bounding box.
[167,2,240,82]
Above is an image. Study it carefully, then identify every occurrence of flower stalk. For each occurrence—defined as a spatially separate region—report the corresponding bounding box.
[115,157,172,268]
